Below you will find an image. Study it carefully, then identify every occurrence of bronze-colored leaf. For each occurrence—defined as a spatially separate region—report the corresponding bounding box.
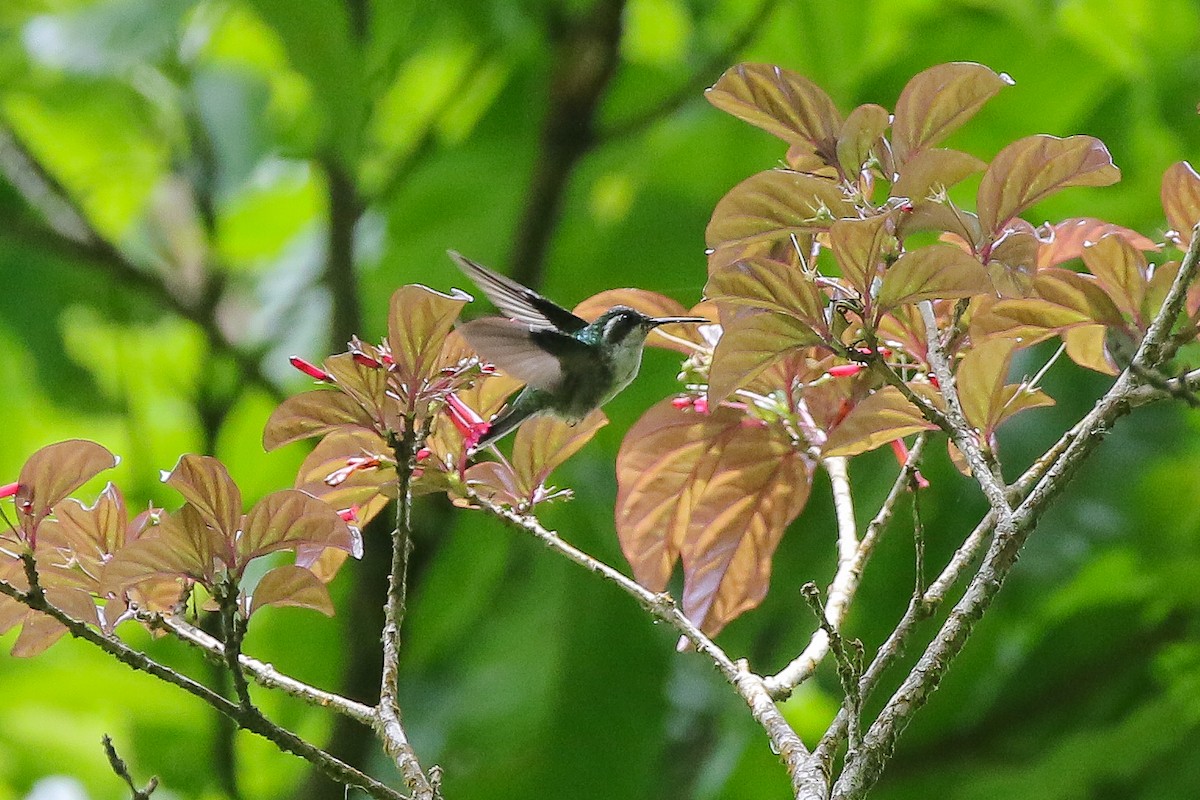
[977,135,1120,236]
[102,504,225,594]
[573,289,710,353]
[1162,161,1200,246]
[511,410,607,499]
[1081,233,1148,321]
[11,613,67,658]
[323,352,389,425]
[706,169,851,251]
[162,455,242,539]
[241,489,361,563]
[387,284,471,398]
[985,224,1040,298]
[956,338,1054,436]
[1033,268,1125,326]
[708,306,825,405]
[52,482,127,558]
[249,565,334,617]
[1063,324,1118,375]
[1144,260,1182,323]
[615,400,811,635]
[262,390,377,451]
[822,386,940,458]
[705,63,841,156]
[836,103,889,177]
[16,440,118,532]
[463,461,525,508]
[876,244,990,312]
[705,255,828,326]
[1035,217,1159,268]
[892,63,1012,163]
[892,148,987,201]
[294,428,393,527]
[829,215,894,298]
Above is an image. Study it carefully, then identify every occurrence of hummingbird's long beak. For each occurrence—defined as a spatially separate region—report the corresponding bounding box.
[648,316,710,327]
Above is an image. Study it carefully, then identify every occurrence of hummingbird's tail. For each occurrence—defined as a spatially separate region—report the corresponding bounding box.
[471,404,537,452]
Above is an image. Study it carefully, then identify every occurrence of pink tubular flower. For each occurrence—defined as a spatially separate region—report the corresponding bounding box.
[671,396,692,410]
[0,481,17,499]
[415,447,432,462]
[693,397,710,414]
[325,456,382,486]
[352,352,384,369]
[828,363,865,378]
[890,440,930,489]
[290,355,333,382]
[445,393,490,450]
[337,505,360,523]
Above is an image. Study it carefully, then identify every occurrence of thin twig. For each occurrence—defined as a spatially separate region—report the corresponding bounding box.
[474,495,820,796]
[102,735,159,800]
[377,423,434,800]
[765,436,928,697]
[0,556,407,800]
[149,614,377,726]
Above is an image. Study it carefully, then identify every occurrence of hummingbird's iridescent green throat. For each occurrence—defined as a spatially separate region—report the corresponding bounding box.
[448,251,708,450]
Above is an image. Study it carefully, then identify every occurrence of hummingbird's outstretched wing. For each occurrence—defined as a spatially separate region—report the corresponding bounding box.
[448,250,588,333]
[458,318,592,391]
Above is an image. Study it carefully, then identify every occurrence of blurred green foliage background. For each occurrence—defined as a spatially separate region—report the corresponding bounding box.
[3,1,1200,798]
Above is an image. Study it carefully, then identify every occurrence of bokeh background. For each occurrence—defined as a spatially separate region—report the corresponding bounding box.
[3,1,1200,798]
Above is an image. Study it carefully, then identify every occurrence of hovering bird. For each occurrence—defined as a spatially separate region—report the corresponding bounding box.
[449,251,708,450]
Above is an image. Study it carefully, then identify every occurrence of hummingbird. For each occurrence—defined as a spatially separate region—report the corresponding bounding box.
[448,251,708,450]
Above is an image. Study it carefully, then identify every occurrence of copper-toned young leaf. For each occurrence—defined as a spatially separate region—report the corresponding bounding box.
[324,352,389,425]
[262,390,377,451]
[52,482,127,557]
[708,306,825,404]
[1081,233,1148,322]
[822,386,941,458]
[891,63,1012,163]
[616,400,811,635]
[706,169,851,251]
[836,103,890,177]
[463,461,525,508]
[103,504,226,593]
[15,440,118,532]
[1063,324,1118,375]
[11,613,68,658]
[705,255,828,325]
[705,63,841,156]
[1162,161,1200,246]
[573,289,710,353]
[388,284,471,398]
[1035,217,1158,268]
[986,224,1040,298]
[162,455,242,539]
[892,148,987,201]
[1144,260,1183,324]
[956,337,1054,437]
[511,410,608,500]
[294,427,393,527]
[876,244,990,312]
[241,489,361,563]
[249,565,335,617]
[1032,268,1126,326]
[977,135,1120,236]
[829,214,894,297]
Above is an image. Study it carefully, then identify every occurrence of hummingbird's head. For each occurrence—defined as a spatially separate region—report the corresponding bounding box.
[595,306,709,349]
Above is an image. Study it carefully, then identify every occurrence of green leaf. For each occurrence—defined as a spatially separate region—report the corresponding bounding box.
[822,386,940,458]
[161,455,243,539]
[1162,161,1200,246]
[977,135,1121,235]
[240,489,361,564]
[15,440,118,532]
[836,103,890,177]
[705,169,851,250]
[249,565,334,617]
[705,62,841,156]
[876,244,990,312]
[616,400,811,636]
[892,62,1012,163]
[707,306,824,405]
[262,389,377,450]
